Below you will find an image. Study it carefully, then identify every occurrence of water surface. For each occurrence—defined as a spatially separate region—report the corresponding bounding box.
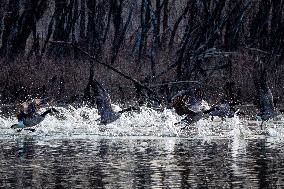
[1,105,284,188]
[1,137,284,188]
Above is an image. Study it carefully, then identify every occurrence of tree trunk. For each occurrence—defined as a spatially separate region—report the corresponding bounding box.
[86,0,106,59]
[49,0,79,58]
[0,0,8,45]
[53,0,68,41]
[161,0,168,46]
[168,0,191,48]
[79,0,86,43]
[156,0,161,45]
[0,0,19,57]
[5,0,48,59]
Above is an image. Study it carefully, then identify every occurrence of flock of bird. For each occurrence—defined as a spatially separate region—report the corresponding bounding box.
[10,68,282,132]
[10,78,138,132]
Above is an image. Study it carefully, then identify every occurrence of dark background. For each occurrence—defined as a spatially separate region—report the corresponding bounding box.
[0,0,283,105]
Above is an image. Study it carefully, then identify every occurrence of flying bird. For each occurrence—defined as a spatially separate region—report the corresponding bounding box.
[171,88,210,125]
[11,98,59,132]
[90,79,138,124]
[254,69,279,129]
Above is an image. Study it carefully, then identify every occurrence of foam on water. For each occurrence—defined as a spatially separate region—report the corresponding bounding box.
[0,104,284,141]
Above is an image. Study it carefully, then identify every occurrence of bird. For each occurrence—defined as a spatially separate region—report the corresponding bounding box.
[171,87,243,127]
[254,68,279,129]
[90,78,138,124]
[11,98,59,132]
[171,88,210,125]
[203,103,238,120]
[202,81,244,120]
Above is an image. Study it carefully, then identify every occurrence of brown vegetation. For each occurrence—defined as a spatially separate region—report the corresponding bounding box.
[0,0,283,105]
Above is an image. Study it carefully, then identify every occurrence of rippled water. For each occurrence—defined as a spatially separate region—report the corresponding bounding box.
[1,105,284,188]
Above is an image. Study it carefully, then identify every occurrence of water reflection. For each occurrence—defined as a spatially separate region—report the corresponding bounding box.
[0,137,284,188]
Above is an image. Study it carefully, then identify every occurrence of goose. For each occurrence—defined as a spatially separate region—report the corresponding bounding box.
[254,69,279,129]
[90,79,138,124]
[11,98,59,132]
[172,89,242,126]
[171,89,210,125]
[203,81,244,120]
[203,103,237,120]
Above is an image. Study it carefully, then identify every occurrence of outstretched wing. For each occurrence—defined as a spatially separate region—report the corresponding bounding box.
[171,90,192,115]
[254,69,275,119]
[91,79,120,124]
[18,98,50,120]
[20,101,38,116]
[187,99,210,113]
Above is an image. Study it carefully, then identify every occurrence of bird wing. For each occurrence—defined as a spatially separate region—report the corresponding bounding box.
[206,104,232,117]
[18,98,51,120]
[20,97,50,114]
[258,88,275,117]
[186,98,209,113]
[255,69,275,119]
[171,91,192,115]
[34,98,50,106]
[91,79,120,123]
[20,101,37,115]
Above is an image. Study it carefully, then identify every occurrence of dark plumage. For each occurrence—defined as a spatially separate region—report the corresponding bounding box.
[90,79,120,124]
[172,87,243,126]
[171,89,209,125]
[11,98,59,131]
[254,69,278,127]
[203,81,243,120]
[90,79,138,124]
[203,103,236,120]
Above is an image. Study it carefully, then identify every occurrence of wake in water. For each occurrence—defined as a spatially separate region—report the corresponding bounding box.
[1,104,284,141]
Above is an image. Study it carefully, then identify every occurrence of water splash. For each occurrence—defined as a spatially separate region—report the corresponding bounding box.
[0,104,284,140]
